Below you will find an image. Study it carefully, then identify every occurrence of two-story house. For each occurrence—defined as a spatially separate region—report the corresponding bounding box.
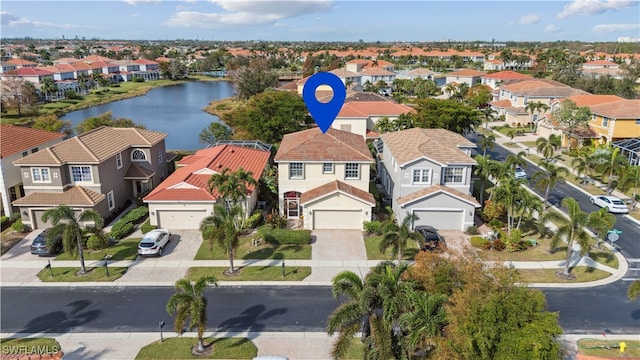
[0,125,66,217]
[376,128,480,231]
[444,69,486,87]
[274,128,374,230]
[12,126,167,230]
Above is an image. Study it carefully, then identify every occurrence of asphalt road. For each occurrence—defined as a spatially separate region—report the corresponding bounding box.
[2,286,639,334]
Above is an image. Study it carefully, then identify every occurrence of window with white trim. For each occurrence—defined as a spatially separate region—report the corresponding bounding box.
[602,117,609,127]
[289,163,303,179]
[31,168,50,183]
[107,191,115,210]
[443,167,464,184]
[158,149,163,164]
[116,152,122,169]
[71,165,92,182]
[322,163,334,174]
[131,149,146,161]
[345,163,359,179]
[412,168,431,184]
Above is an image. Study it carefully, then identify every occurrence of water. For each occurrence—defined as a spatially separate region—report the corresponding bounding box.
[62,81,235,151]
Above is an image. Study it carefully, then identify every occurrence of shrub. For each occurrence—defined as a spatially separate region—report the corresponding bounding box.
[488,219,504,231]
[257,227,312,245]
[504,229,523,252]
[87,234,109,250]
[244,211,264,230]
[10,212,20,221]
[265,210,287,229]
[492,239,506,251]
[140,219,157,234]
[11,218,25,232]
[110,221,134,240]
[363,220,383,235]
[470,236,488,248]
[483,200,506,222]
[0,216,9,225]
[465,225,479,235]
[121,207,149,224]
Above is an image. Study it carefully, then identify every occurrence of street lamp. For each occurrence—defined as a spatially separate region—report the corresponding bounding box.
[44,260,53,278]
[159,320,165,342]
[282,258,285,278]
[104,255,112,277]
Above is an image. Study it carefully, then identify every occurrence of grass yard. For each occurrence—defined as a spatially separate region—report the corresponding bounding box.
[194,235,311,260]
[589,248,619,269]
[136,337,257,359]
[0,337,62,355]
[37,266,127,282]
[478,237,568,262]
[577,339,640,357]
[186,266,311,281]
[516,267,611,283]
[55,238,140,261]
[364,235,420,261]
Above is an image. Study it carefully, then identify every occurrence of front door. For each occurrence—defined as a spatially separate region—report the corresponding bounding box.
[284,191,301,218]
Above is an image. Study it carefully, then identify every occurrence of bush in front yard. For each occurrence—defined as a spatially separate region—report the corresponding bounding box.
[465,225,479,235]
[258,227,312,245]
[121,207,149,224]
[11,218,25,233]
[109,221,134,240]
[244,211,264,230]
[470,236,488,248]
[363,220,383,235]
[140,219,157,234]
[87,234,109,250]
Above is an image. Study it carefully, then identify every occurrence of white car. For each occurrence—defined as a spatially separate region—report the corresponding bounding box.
[589,195,629,214]
[514,166,527,180]
[137,229,172,256]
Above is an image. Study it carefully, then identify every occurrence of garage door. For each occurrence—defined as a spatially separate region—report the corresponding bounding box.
[313,210,362,230]
[32,210,55,229]
[157,210,208,230]
[413,209,463,231]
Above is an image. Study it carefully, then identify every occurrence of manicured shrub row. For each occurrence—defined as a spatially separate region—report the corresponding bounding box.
[87,234,109,250]
[121,207,149,224]
[109,207,149,239]
[257,227,312,245]
[140,219,157,234]
[110,222,134,240]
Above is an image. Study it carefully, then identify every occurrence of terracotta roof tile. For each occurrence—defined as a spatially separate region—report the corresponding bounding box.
[274,128,373,162]
[565,94,623,107]
[380,128,476,166]
[338,101,415,118]
[481,70,532,80]
[1,125,65,159]
[446,69,486,77]
[13,186,105,206]
[397,184,480,207]
[300,180,375,205]
[588,99,640,118]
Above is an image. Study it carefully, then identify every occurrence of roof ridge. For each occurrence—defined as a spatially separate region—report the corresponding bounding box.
[328,130,371,160]
[128,127,152,145]
[76,186,94,204]
[46,147,63,165]
[73,135,100,162]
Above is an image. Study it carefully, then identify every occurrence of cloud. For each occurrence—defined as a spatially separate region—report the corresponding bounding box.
[518,13,540,25]
[557,0,636,19]
[544,24,561,33]
[165,0,332,28]
[593,23,640,33]
[617,36,640,42]
[0,11,84,29]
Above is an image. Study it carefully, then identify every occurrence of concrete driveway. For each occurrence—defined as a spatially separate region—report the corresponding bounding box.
[0,228,46,262]
[311,230,366,261]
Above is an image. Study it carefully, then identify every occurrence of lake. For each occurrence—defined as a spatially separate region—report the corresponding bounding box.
[62,81,235,151]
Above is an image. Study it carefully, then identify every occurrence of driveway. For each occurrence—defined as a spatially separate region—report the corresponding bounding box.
[0,228,46,262]
[311,230,366,261]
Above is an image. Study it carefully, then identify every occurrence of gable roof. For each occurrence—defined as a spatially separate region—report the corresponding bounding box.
[12,186,105,207]
[338,100,415,118]
[144,145,270,202]
[380,128,476,166]
[275,127,372,162]
[563,94,624,107]
[300,180,375,206]
[1,125,65,159]
[500,79,589,97]
[481,70,532,80]
[446,69,486,77]
[588,99,640,118]
[397,184,480,207]
[13,126,166,166]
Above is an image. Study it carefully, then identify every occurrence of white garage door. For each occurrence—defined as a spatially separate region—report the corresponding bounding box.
[413,209,463,231]
[32,210,55,229]
[157,210,208,230]
[313,210,362,230]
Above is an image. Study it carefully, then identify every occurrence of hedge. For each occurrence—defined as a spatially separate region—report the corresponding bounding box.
[470,236,488,248]
[121,207,149,224]
[140,219,157,234]
[363,220,383,235]
[257,227,312,245]
[110,221,134,240]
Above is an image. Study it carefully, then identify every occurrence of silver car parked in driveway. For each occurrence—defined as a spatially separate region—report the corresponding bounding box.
[137,229,171,256]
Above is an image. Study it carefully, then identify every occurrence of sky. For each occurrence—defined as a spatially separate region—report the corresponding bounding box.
[1,0,639,43]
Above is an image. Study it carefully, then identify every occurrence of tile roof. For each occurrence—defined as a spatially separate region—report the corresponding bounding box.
[124,162,156,179]
[12,186,105,206]
[380,128,476,166]
[407,68,437,76]
[1,125,65,159]
[583,60,618,66]
[274,128,373,162]
[397,184,480,207]
[300,180,375,206]
[446,69,486,77]
[359,67,395,76]
[337,101,415,118]
[329,68,360,78]
[5,58,38,66]
[144,145,270,202]
[14,126,167,165]
[481,70,532,80]
[588,99,640,118]
[564,94,623,107]
[6,67,54,76]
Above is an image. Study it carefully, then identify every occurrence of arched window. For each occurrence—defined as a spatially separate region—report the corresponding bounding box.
[131,149,147,161]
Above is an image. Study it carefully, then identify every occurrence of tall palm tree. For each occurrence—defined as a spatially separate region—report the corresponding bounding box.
[477,133,496,157]
[41,205,103,274]
[40,77,57,101]
[531,161,570,207]
[492,177,526,232]
[588,207,616,247]
[506,128,516,144]
[473,154,497,205]
[379,213,419,263]
[571,152,594,185]
[539,197,594,278]
[535,135,561,160]
[200,204,243,274]
[618,165,640,208]
[398,291,448,359]
[479,107,498,130]
[207,167,257,216]
[592,146,627,194]
[515,189,543,230]
[166,275,218,353]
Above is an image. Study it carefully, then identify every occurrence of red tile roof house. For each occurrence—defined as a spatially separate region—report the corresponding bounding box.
[12,126,168,230]
[144,145,270,230]
[0,125,66,217]
[274,128,375,230]
[444,69,486,87]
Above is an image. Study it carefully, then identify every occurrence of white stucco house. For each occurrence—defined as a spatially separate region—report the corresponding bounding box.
[444,69,486,87]
[376,128,480,231]
[274,127,375,230]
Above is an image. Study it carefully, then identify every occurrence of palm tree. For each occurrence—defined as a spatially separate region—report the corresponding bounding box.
[571,152,594,185]
[536,135,561,160]
[591,146,627,194]
[473,154,497,205]
[398,291,448,359]
[588,207,616,247]
[200,204,243,274]
[479,107,498,130]
[40,77,57,102]
[618,165,640,208]
[207,167,257,217]
[41,205,103,274]
[539,197,594,278]
[166,275,218,353]
[444,83,457,98]
[379,213,419,263]
[492,177,526,232]
[506,128,516,144]
[515,189,543,230]
[477,133,496,157]
[531,161,570,207]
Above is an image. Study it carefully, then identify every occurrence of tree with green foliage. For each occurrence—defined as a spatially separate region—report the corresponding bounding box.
[398,291,448,359]
[492,177,526,232]
[200,204,243,274]
[231,59,279,100]
[199,122,232,145]
[379,213,419,263]
[166,275,218,353]
[473,154,497,206]
[41,205,104,274]
[410,98,481,134]
[535,134,562,161]
[40,77,58,101]
[554,99,591,142]
[477,133,496,157]
[76,111,146,133]
[207,167,257,215]
[531,161,570,207]
[588,207,616,246]
[591,145,628,194]
[32,114,73,135]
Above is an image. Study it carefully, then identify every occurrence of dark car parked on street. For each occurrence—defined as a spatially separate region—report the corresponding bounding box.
[414,225,446,252]
[30,230,63,256]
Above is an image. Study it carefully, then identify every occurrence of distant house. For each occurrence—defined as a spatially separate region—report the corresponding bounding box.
[144,145,270,229]
[444,69,486,87]
[376,128,480,231]
[0,125,66,217]
[274,128,374,230]
[480,70,532,91]
[12,126,168,230]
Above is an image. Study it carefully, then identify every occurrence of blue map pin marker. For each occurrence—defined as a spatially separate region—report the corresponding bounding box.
[302,72,346,133]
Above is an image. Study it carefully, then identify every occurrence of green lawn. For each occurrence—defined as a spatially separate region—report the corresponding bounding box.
[577,339,640,357]
[136,337,257,359]
[589,248,619,269]
[55,238,140,261]
[194,235,311,260]
[477,237,568,262]
[364,235,420,260]
[186,266,311,281]
[516,267,611,283]
[37,266,127,282]
[0,338,61,354]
